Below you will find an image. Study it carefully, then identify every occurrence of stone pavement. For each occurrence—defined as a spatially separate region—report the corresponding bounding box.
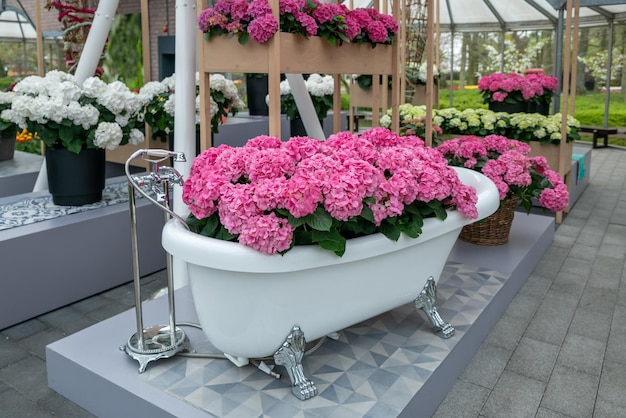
[1,143,625,418]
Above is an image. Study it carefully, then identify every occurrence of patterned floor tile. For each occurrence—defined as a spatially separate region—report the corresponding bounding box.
[138,263,509,416]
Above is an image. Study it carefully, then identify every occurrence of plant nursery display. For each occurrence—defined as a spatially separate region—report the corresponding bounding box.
[478,72,558,114]
[6,70,145,154]
[273,73,334,121]
[380,103,444,140]
[0,91,18,161]
[182,127,482,256]
[138,72,244,140]
[478,72,558,105]
[382,105,581,146]
[437,134,569,245]
[197,0,399,47]
[5,71,145,205]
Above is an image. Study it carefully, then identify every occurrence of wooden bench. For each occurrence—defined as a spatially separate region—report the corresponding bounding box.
[579,125,619,148]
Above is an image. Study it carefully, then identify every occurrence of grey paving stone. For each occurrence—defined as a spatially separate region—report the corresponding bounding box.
[38,391,97,418]
[534,407,572,418]
[432,380,490,418]
[567,242,598,262]
[554,223,580,238]
[588,256,624,291]
[20,328,67,360]
[506,337,559,383]
[568,307,611,343]
[541,246,570,267]
[604,219,626,241]
[575,232,604,248]
[0,356,54,403]
[549,271,587,299]
[524,290,578,346]
[593,400,626,418]
[556,333,605,376]
[71,293,113,314]
[483,314,528,352]
[85,299,134,322]
[0,319,48,342]
[502,293,541,324]
[459,342,511,389]
[559,257,593,279]
[597,360,626,409]
[541,365,599,418]
[518,274,552,299]
[480,371,545,418]
[532,258,563,281]
[0,389,51,418]
[38,306,97,336]
[579,285,619,315]
[0,336,30,370]
[100,283,136,307]
[552,234,577,249]
[596,242,626,259]
[617,282,626,307]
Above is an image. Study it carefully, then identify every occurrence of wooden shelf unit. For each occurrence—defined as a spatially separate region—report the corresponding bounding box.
[196,0,400,151]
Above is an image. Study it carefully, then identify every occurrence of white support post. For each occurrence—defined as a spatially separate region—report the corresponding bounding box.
[285,74,326,140]
[171,0,198,288]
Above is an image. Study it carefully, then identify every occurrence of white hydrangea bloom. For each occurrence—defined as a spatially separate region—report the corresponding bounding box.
[128,128,145,145]
[306,74,334,97]
[94,122,123,150]
[137,81,168,105]
[279,80,291,95]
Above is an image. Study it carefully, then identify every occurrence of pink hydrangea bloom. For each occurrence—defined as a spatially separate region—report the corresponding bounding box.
[247,14,279,43]
[238,213,294,254]
[184,129,480,254]
[295,11,318,36]
[365,20,388,43]
[437,134,569,212]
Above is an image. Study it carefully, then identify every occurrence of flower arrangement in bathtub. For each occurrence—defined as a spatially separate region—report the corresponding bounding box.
[478,72,558,104]
[436,135,569,214]
[182,127,479,256]
[137,72,244,138]
[197,0,398,47]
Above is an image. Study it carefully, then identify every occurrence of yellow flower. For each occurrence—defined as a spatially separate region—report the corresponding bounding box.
[16,128,38,143]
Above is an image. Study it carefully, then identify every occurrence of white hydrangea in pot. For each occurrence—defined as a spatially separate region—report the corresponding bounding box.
[7,70,145,154]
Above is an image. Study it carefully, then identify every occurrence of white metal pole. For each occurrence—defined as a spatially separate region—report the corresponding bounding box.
[285,74,326,140]
[171,0,198,288]
[33,0,120,192]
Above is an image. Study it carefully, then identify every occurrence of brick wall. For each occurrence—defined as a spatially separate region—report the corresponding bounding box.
[9,0,184,81]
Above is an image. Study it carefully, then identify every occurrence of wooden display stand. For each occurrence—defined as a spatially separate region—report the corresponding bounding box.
[528,141,573,174]
[197,0,400,150]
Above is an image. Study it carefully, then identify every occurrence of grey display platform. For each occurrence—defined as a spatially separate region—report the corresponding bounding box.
[0,151,44,197]
[47,212,554,418]
[0,176,167,330]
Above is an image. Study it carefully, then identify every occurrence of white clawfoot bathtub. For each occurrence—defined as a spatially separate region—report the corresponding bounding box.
[162,167,499,361]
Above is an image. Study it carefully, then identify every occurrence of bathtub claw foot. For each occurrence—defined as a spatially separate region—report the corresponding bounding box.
[415,277,455,339]
[274,326,318,400]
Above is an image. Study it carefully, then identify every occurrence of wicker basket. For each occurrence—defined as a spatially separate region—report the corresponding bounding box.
[459,198,517,245]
